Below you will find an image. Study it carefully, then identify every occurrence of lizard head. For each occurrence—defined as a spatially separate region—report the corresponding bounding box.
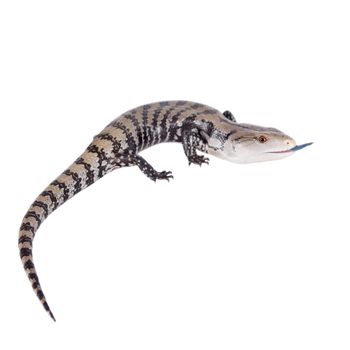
[205,123,312,163]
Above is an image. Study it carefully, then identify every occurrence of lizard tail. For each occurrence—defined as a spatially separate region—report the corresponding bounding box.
[19,139,117,321]
[18,178,69,321]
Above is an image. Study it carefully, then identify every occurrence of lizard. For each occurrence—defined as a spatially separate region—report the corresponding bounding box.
[18,100,312,321]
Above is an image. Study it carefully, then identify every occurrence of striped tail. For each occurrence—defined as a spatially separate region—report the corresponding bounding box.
[18,139,119,320]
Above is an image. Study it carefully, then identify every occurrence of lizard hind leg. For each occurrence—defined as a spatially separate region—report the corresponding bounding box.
[131,155,174,182]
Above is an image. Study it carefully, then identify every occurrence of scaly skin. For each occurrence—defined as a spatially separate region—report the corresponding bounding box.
[18,100,301,321]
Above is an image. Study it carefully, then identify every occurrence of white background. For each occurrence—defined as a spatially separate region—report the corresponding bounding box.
[0,1,349,349]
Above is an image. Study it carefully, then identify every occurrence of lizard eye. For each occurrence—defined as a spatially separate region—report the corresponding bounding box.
[258,135,268,143]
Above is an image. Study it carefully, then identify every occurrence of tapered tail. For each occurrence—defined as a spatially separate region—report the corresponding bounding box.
[19,138,119,320]
[18,175,74,321]
[19,216,56,320]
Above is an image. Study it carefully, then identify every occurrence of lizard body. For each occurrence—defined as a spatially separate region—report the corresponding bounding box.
[18,100,311,320]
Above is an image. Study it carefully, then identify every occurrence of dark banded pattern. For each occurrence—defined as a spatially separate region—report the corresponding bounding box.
[19,100,250,321]
[18,133,125,321]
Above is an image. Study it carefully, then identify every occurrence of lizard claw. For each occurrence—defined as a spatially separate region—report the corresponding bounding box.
[188,155,210,166]
[152,170,174,182]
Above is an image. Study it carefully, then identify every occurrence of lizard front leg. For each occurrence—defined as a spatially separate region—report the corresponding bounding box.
[181,128,209,166]
[222,110,236,122]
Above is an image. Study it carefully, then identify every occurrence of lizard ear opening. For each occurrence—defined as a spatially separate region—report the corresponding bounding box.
[199,130,210,144]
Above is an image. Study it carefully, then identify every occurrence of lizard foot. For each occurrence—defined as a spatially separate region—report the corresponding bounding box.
[188,155,209,166]
[151,170,174,182]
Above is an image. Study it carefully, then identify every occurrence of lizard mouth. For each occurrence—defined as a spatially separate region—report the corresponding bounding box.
[268,142,313,154]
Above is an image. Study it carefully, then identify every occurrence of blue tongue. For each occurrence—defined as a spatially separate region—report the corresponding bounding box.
[290,142,313,152]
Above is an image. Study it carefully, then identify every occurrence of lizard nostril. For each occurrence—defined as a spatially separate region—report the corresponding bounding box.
[285,139,296,148]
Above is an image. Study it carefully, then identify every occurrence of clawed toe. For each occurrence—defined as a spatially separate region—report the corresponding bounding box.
[152,170,174,182]
[188,155,210,166]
